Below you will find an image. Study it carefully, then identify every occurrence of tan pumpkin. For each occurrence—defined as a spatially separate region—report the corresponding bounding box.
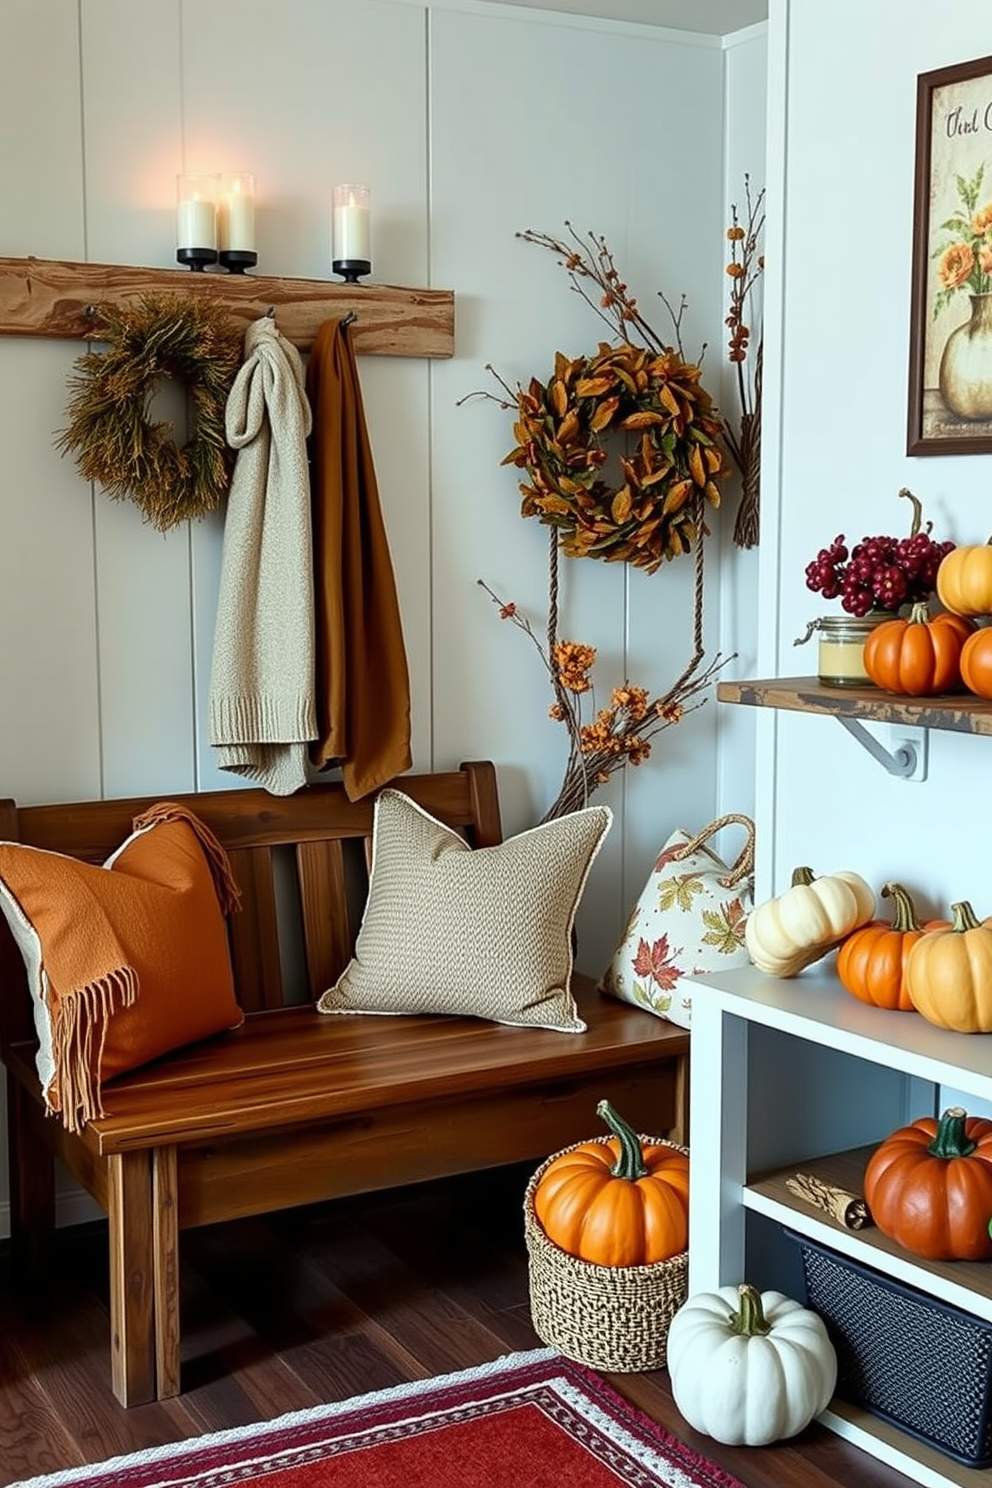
[936,540,992,618]
[745,867,875,978]
[905,902,992,1032]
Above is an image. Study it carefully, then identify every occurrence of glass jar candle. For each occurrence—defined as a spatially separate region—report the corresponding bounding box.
[794,613,888,688]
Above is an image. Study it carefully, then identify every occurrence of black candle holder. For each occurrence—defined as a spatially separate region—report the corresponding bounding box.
[177,247,218,272]
[220,250,258,275]
[332,258,371,284]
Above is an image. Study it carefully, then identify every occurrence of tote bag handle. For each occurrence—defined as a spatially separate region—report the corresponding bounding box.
[669,813,756,888]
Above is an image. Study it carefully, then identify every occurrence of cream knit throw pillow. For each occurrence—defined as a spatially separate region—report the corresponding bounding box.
[318,789,611,1032]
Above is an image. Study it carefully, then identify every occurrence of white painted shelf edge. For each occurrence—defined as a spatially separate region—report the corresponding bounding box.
[693,961,992,1099]
[821,1405,983,1488]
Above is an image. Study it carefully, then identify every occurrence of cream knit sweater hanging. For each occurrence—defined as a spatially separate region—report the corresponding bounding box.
[208,315,317,795]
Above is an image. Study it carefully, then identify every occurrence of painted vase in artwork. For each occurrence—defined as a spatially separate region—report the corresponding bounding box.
[939,292,992,420]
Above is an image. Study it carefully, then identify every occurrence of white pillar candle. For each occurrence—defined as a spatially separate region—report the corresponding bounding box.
[218,172,256,252]
[333,184,371,263]
[176,173,218,251]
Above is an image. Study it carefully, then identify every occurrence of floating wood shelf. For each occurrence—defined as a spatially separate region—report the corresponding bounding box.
[717,675,992,737]
[0,255,454,358]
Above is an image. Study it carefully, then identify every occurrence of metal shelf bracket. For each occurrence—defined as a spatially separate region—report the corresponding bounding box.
[836,718,929,781]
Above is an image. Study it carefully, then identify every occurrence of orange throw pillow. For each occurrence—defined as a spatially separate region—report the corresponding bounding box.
[0,803,243,1132]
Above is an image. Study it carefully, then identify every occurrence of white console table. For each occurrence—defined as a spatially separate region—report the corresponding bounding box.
[688,962,992,1488]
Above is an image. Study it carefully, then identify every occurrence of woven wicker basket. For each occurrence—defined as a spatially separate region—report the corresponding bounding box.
[523,1133,689,1372]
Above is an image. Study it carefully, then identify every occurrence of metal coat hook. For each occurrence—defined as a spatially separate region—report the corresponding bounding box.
[340,309,357,329]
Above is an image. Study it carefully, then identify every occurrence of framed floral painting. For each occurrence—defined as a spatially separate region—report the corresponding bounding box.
[908,53,992,456]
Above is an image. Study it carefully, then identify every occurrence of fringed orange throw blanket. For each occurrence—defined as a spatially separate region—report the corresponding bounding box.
[0,804,243,1132]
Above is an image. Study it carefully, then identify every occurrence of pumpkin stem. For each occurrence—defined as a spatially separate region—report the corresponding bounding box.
[596,1098,648,1181]
[881,882,922,933]
[927,1106,977,1160]
[950,901,981,933]
[791,866,816,888]
[907,602,931,626]
[898,486,924,538]
[728,1283,772,1337]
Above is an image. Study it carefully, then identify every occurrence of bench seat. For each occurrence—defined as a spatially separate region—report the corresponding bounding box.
[0,762,688,1407]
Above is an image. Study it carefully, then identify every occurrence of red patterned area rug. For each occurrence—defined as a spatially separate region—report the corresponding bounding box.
[12,1348,746,1488]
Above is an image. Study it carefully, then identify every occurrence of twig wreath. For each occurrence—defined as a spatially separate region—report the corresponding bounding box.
[499,339,727,574]
[516,207,764,549]
[56,292,242,532]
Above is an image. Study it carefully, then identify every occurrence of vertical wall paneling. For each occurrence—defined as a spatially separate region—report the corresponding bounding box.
[748,0,789,902]
[716,26,766,838]
[0,2,101,806]
[82,0,198,795]
[1,0,102,1231]
[429,5,734,970]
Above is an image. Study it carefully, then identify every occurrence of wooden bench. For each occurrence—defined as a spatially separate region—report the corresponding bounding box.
[0,761,689,1407]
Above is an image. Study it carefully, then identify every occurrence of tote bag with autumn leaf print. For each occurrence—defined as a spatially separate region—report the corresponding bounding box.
[599,814,755,1028]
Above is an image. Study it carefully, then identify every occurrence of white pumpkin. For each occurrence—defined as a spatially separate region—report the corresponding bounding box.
[666,1283,838,1446]
[745,866,875,978]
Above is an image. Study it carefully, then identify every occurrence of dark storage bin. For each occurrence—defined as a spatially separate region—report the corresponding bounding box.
[785,1228,992,1468]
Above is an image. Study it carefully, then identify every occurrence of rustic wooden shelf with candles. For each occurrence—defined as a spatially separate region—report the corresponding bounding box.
[0,255,454,357]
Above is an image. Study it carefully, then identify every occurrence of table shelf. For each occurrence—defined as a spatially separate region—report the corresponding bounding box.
[689,964,992,1488]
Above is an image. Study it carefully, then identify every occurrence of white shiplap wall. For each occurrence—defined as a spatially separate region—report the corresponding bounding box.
[761,0,992,914]
[757,0,992,1118]
[0,0,765,1230]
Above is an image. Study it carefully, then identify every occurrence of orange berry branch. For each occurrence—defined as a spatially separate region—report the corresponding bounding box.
[721,175,766,548]
[478,543,728,824]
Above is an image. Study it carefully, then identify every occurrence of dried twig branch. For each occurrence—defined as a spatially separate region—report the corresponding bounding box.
[480,517,733,823]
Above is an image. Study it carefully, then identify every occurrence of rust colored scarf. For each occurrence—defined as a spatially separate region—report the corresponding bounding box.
[306,318,412,799]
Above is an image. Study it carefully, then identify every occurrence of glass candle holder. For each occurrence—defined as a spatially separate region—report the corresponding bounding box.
[176,172,218,270]
[218,171,257,273]
[794,612,889,688]
[332,184,371,282]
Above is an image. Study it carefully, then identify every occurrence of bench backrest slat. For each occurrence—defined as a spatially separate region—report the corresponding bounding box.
[297,837,356,999]
[0,761,502,1051]
[226,845,285,1012]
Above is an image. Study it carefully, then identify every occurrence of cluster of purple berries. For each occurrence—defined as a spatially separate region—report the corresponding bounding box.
[805,531,956,616]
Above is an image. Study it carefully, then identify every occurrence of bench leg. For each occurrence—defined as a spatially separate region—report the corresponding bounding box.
[6,1075,55,1278]
[672,1048,690,1147]
[107,1151,157,1406]
[152,1146,180,1399]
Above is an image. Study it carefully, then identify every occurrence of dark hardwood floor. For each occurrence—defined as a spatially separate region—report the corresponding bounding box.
[0,1163,917,1488]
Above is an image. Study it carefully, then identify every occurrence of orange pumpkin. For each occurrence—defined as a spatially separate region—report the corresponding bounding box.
[862,603,973,696]
[863,1107,992,1260]
[532,1099,689,1266]
[959,627,992,701]
[836,882,933,1011]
